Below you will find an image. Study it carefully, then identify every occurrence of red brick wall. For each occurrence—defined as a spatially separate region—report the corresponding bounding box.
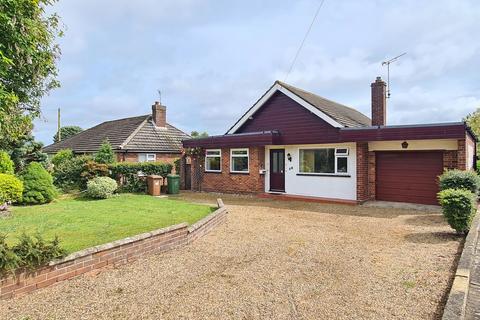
[0,205,227,300]
[443,150,458,170]
[356,142,369,202]
[368,151,376,200]
[192,147,265,194]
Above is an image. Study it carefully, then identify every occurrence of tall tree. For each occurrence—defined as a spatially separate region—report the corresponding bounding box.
[53,126,83,143]
[0,0,62,150]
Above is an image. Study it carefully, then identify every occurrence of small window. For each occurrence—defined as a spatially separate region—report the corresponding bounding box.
[138,153,156,162]
[205,149,221,172]
[335,148,349,156]
[336,157,348,173]
[230,148,249,173]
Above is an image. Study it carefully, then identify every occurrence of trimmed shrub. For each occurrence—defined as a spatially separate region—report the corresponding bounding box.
[86,176,118,199]
[109,162,172,192]
[51,149,74,168]
[19,162,57,205]
[438,188,477,233]
[94,140,115,164]
[439,170,480,194]
[0,151,14,174]
[0,174,23,206]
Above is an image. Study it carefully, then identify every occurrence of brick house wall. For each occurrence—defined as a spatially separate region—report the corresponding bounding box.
[356,142,369,202]
[191,147,265,194]
[116,152,180,165]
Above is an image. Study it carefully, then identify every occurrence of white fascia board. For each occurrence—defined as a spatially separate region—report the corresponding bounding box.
[227,83,343,134]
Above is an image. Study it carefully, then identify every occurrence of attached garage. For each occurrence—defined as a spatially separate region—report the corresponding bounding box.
[375,151,444,205]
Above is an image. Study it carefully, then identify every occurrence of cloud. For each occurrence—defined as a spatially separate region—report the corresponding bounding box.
[35,0,480,143]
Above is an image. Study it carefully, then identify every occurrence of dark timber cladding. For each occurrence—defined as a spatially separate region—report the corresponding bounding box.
[236,91,341,145]
[375,151,444,205]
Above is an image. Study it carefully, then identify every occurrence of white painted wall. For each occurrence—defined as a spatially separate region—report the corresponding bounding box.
[264,143,357,201]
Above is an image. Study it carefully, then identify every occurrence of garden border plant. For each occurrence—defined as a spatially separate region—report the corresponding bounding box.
[437,169,480,234]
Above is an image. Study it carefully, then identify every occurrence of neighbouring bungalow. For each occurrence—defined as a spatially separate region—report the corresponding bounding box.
[43,102,189,164]
[182,77,477,205]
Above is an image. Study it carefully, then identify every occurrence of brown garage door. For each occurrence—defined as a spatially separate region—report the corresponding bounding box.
[376,151,444,205]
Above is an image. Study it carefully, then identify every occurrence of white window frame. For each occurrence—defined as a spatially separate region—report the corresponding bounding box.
[298,147,349,175]
[230,148,249,173]
[205,149,222,172]
[138,153,156,162]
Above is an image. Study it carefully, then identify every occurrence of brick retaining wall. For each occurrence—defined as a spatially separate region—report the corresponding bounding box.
[0,199,228,300]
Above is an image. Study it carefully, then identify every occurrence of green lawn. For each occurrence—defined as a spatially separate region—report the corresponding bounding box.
[0,194,215,253]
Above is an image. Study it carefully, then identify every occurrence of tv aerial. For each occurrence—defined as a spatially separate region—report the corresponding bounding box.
[382,52,406,98]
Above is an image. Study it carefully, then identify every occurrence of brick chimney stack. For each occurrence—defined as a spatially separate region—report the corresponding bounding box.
[371,77,387,126]
[152,101,166,128]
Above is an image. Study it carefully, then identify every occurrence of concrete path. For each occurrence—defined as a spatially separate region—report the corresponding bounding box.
[465,225,480,320]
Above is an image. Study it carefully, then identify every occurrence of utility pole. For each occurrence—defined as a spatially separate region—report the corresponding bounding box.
[57,108,61,142]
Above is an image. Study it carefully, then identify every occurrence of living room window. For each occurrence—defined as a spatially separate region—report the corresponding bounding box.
[230,148,249,173]
[205,149,221,172]
[138,153,156,162]
[299,148,349,174]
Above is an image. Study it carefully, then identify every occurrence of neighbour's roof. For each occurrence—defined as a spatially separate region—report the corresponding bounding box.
[276,81,371,128]
[43,115,189,154]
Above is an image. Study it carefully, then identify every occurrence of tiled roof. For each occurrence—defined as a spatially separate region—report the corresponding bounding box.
[43,115,188,154]
[123,120,190,152]
[277,81,371,128]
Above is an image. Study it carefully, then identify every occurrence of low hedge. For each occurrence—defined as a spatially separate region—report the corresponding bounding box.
[109,162,173,192]
[0,233,66,276]
[438,188,477,233]
[439,169,480,194]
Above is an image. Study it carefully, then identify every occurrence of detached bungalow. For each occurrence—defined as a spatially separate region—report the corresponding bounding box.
[183,77,476,205]
[44,102,189,164]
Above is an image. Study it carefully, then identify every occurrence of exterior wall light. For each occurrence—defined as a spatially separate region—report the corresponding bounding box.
[401,141,409,149]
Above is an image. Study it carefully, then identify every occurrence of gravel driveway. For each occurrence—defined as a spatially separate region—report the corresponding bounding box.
[0,194,462,319]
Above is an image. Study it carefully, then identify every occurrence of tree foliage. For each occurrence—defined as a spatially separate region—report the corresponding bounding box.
[190,131,209,139]
[464,108,480,156]
[53,126,83,143]
[0,151,14,174]
[9,134,49,172]
[0,0,62,149]
[94,140,115,164]
[51,149,73,167]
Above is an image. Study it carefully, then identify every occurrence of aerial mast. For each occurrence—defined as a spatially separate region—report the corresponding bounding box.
[382,52,407,98]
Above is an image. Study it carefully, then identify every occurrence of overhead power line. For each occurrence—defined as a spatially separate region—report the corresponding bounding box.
[284,0,326,82]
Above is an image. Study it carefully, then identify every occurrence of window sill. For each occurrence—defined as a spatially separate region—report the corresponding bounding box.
[205,171,222,174]
[296,173,351,178]
[230,171,250,175]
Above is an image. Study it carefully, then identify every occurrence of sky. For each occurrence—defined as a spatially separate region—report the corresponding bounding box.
[35,0,480,145]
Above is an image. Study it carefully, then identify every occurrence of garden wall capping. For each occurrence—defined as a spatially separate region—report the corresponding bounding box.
[0,198,227,300]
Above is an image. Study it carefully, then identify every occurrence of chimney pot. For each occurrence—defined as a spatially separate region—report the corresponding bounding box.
[371,76,387,126]
[152,102,166,128]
